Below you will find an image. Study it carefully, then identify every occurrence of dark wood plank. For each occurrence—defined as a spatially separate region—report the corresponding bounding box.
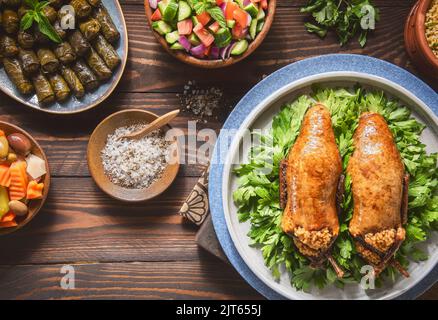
[0,259,262,300]
[0,259,435,299]
[0,177,204,265]
[0,92,238,177]
[419,284,438,300]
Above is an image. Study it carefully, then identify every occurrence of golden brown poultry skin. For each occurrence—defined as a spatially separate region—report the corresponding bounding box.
[348,112,409,276]
[280,104,343,271]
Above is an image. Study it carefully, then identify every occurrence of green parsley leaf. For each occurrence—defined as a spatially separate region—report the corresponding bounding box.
[233,85,438,291]
[300,0,379,47]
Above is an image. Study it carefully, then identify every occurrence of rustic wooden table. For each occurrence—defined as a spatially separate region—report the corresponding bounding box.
[0,0,436,300]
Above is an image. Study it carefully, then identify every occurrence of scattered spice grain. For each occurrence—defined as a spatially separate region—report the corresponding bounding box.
[177,80,224,122]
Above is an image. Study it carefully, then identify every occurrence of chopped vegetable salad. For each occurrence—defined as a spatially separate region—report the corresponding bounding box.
[149,0,268,59]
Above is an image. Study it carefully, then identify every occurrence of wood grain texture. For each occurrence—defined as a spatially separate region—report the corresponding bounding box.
[0,92,236,177]
[0,177,201,265]
[0,260,262,300]
[0,0,436,300]
[118,3,436,93]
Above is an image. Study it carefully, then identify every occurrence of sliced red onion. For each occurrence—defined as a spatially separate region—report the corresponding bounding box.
[178,36,192,52]
[242,27,249,37]
[220,42,234,60]
[219,2,227,14]
[210,46,220,59]
[243,0,251,6]
[190,44,206,58]
[149,0,158,10]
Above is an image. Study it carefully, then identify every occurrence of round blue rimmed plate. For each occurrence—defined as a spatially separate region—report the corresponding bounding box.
[209,54,438,300]
[0,0,128,114]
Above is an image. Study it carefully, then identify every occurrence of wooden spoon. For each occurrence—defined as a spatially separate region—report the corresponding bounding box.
[118,109,180,140]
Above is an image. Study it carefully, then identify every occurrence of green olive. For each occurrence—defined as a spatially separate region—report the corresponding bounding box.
[7,153,17,162]
[0,136,9,159]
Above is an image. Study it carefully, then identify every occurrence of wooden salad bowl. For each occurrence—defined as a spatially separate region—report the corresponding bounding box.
[404,0,438,79]
[144,0,277,68]
[0,121,51,236]
[87,109,180,202]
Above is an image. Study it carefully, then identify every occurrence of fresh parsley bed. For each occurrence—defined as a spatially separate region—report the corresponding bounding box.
[233,86,438,291]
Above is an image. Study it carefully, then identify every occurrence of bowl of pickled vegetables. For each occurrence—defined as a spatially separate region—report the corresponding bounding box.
[144,0,276,68]
[0,121,50,235]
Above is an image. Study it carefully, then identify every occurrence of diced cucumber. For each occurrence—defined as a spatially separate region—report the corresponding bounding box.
[256,8,265,20]
[188,33,201,46]
[162,0,178,22]
[165,30,180,44]
[170,42,184,50]
[256,21,264,33]
[226,19,235,29]
[244,3,258,18]
[235,0,244,8]
[231,39,248,55]
[214,27,232,48]
[152,21,173,35]
[178,1,191,21]
[158,0,168,15]
[249,19,257,40]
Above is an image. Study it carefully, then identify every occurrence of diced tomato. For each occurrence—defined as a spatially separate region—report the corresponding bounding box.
[216,0,224,5]
[232,23,246,39]
[197,11,211,26]
[177,19,193,35]
[151,8,162,21]
[261,0,268,9]
[225,1,239,20]
[193,23,203,32]
[1,211,15,223]
[203,45,211,56]
[208,21,220,33]
[233,7,249,28]
[193,23,215,47]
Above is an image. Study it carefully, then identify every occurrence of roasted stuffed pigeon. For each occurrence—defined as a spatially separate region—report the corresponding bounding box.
[280,104,344,277]
[348,112,409,277]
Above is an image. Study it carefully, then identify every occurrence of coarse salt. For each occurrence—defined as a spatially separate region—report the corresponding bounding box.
[101,124,171,189]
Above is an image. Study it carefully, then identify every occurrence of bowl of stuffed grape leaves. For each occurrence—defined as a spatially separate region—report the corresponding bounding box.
[0,0,128,114]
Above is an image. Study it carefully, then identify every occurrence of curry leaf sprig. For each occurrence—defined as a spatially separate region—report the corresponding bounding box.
[20,0,62,44]
[300,0,380,47]
[233,86,438,292]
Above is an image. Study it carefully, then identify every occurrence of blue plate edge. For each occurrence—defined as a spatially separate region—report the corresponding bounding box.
[209,54,438,300]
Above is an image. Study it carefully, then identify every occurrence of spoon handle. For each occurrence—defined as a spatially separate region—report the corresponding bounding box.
[124,109,180,140]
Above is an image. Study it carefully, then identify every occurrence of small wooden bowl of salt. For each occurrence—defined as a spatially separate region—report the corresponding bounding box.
[87,109,180,202]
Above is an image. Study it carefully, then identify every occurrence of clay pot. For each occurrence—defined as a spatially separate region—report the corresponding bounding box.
[405,0,438,79]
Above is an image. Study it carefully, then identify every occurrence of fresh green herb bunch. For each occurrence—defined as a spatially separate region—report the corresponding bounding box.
[233,86,438,292]
[20,0,62,44]
[300,0,380,47]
